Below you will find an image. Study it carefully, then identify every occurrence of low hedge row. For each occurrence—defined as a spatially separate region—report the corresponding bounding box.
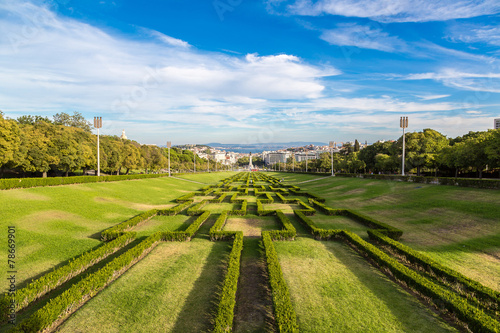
[295,201,315,216]
[293,210,342,240]
[257,199,276,216]
[101,210,157,241]
[308,199,337,215]
[209,211,232,241]
[267,211,296,240]
[276,193,299,203]
[343,231,500,333]
[176,192,196,202]
[187,200,208,216]
[157,200,193,216]
[163,211,210,241]
[336,173,500,190]
[208,193,228,203]
[259,192,274,204]
[0,173,168,190]
[213,232,243,332]
[1,233,134,316]
[287,189,326,203]
[342,210,402,240]
[228,200,247,216]
[262,231,299,332]
[13,232,163,332]
[368,230,500,310]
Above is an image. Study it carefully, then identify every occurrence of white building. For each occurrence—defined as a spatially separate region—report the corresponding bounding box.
[263,151,291,165]
[294,151,321,162]
[495,118,500,130]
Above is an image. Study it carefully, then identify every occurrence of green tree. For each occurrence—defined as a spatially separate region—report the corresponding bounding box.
[121,142,143,174]
[0,114,20,175]
[53,111,92,132]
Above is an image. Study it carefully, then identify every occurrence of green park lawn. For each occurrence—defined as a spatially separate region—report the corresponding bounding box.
[1,171,498,332]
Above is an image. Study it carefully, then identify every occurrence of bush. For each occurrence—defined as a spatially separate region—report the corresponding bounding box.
[213,232,243,332]
[368,230,499,310]
[294,201,315,216]
[157,200,193,216]
[342,231,500,333]
[257,199,275,216]
[293,211,342,240]
[176,192,196,202]
[210,211,230,241]
[13,232,163,332]
[187,200,208,216]
[0,173,168,190]
[262,231,299,332]
[267,211,296,240]
[101,210,157,241]
[1,233,134,316]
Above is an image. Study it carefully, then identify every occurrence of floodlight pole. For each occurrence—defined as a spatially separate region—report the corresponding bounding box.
[93,117,102,177]
[167,141,171,177]
[330,141,335,176]
[400,116,408,176]
[306,151,308,173]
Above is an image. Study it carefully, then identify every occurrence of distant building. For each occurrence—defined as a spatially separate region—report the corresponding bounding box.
[495,118,500,130]
[294,151,321,162]
[263,151,291,165]
[120,129,127,140]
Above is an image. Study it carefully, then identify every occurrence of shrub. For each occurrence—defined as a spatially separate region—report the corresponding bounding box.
[368,230,500,310]
[213,232,243,332]
[342,231,500,333]
[157,200,193,216]
[293,211,342,240]
[13,232,163,333]
[101,210,157,241]
[175,192,196,202]
[1,233,134,316]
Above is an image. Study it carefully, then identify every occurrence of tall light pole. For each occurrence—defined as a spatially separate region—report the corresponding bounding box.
[207,156,210,173]
[292,153,295,173]
[167,141,171,177]
[330,141,335,176]
[93,117,102,177]
[306,151,308,173]
[400,116,408,176]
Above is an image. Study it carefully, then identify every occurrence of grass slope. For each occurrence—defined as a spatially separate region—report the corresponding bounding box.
[274,238,457,333]
[57,239,230,333]
[297,176,500,291]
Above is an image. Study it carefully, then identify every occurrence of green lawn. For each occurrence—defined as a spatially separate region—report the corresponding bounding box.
[274,238,457,333]
[175,171,239,184]
[0,177,202,286]
[57,239,230,333]
[297,176,500,291]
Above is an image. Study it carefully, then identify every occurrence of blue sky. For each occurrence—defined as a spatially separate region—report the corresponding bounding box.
[1,0,499,145]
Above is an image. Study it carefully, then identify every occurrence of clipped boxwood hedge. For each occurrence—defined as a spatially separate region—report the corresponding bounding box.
[262,231,299,332]
[0,173,168,190]
[213,232,243,332]
[101,210,157,241]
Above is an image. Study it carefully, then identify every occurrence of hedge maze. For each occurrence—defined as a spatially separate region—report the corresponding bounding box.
[2,172,499,332]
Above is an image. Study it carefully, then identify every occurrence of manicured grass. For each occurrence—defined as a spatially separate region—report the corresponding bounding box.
[132,214,194,238]
[267,172,325,183]
[0,177,202,286]
[274,238,457,333]
[57,239,230,333]
[298,176,500,291]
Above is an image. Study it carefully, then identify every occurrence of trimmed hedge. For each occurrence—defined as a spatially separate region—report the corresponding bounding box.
[13,232,163,333]
[101,210,157,241]
[336,173,500,190]
[210,211,232,241]
[1,233,134,316]
[287,189,326,203]
[262,231,299,332]
[343,231,500,333]
[293,210,342,240]
[267,211,296,240]
[157,200,193,216]
[161,211,211,242]
[213,232,243,332]
[228,200,247,216]
[342,210,402,240]
[257,199,276,216]
[368,230,500,310]
[187,200,208,216]
[176,192,196,202]
[0,173,169,190]
[294,201,315,216]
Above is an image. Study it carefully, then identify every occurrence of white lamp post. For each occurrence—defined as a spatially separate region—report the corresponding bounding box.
[167,141,171,177]
[93,117,102,177]
[400,116,408,176]
[329,141,335,176]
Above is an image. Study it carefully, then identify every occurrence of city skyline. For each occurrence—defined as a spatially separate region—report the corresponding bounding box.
[1,0,499,145]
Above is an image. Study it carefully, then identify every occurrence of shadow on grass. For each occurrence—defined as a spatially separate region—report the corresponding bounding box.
[0,236,147,332]
[323,240,454,333]
[170,241,230,333]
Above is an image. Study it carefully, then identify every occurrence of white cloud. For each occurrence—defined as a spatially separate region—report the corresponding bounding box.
[404,69,500,93]
[448,24,500,47]
[0,1,337,124]
[415,94,450,101]
[320,23,406,52]
[269,0,500,23]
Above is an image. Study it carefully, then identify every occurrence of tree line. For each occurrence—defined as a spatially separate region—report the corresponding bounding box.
[275,129,500,178]
[0,112,229,178]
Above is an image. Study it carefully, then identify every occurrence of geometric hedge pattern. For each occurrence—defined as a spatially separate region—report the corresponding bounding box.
[3,172,499,332]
